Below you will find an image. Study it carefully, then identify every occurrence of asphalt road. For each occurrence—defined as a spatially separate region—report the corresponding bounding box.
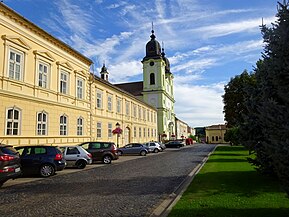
[0,143,216,217]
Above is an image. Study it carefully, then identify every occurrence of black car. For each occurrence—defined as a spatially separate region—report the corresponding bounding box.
[15,145,66,177]
[165,141,185,148]
[0,144,21,187]
[78,142,119,164]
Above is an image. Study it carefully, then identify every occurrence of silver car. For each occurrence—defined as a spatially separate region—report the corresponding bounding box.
[145,142,163,153]
[60,146,92,169]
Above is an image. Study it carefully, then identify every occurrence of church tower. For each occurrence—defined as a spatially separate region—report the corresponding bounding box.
[142,28,175,141]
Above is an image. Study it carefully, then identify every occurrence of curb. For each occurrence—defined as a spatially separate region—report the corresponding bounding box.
[150,145,217,217]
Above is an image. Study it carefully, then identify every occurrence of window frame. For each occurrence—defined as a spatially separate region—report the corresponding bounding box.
[60,114,68,135]
[76,77,84,99]
[97,122,102,138]
[60,71,69,94]
[36,111,48,136]
[5,107,21,136]
[96,90,103,109]
[108,123,112,138]
[107,94,113,111]
[8,48,24,81]
[77,117,83,136]
[38,61,50,89]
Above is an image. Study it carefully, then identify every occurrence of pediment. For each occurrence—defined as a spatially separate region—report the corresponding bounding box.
[74,70,88,77]
[56,61,74,71]
[1,35,31,50]
[33,50,55,62]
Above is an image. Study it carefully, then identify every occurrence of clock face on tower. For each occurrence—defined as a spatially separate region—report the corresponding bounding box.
[150,61,154,66]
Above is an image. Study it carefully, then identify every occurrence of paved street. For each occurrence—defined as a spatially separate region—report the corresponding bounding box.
[0,143,216,217]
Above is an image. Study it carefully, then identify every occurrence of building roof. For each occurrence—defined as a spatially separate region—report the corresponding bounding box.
[114,81,143,97]
[205,124,227,130]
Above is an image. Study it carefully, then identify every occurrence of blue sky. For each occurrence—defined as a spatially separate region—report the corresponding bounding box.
[4,0,277,127]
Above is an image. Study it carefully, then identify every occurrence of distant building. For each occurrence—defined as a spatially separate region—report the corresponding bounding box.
[205,124,228,144]
[175,117,189,140]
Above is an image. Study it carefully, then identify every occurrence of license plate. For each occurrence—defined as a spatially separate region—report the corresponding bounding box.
[15,167,21,173]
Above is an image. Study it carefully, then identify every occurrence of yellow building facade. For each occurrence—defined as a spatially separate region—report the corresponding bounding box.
[205,124,228,144]
[0,3,157,147]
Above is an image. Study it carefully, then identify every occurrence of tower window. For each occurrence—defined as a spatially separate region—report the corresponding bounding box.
[150,73,155,85]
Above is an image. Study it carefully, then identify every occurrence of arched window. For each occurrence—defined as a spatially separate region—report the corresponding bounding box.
[216,136,219,142]
[37,111,48,135]
[212,136,214,142]
[77,117,83,136]
[6,107,21,135]
[150,73,155,85]
[60,115,68,135]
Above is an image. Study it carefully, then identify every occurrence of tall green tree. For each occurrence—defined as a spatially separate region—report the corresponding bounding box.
[223,70,255,128]
[254,1,289,194]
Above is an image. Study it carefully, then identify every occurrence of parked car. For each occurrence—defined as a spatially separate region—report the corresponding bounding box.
[144,142,162,153]
[0,144,21,187]
[157,142,166,151]
[117,143,149,156]
[59,146,92,169]
[78,142,118,164]
[165,141,185,148]
[15,145,66,177]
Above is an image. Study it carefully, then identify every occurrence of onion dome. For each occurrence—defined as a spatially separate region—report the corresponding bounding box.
[143,29,162,61]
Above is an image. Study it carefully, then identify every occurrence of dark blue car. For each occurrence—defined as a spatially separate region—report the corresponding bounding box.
[15,145,66,177]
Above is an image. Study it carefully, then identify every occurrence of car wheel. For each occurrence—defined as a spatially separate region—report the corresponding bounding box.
[102,155,112,164]
[39,164,55,177]
[140,150,147,156]
[154,149,159,153]
[117,150,123,156]
[76,160,87,169]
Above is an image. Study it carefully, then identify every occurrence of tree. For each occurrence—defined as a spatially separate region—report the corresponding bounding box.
[223,70,256,128]
[253,1,289,194]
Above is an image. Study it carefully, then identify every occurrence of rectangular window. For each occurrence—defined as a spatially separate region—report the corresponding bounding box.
[134,127,137,137]
[6,108,20,135]
[147,110,150,122]
[60,72,68,94]
[138,107,141,119]
[143,128,146,137]
[97,122,102,138]
[148,128,150,137]
[60,115,67,135]
[8,49,23,80]
[108,123,112,138]
[117,98,121,113]
[77,78,84,99]
[37,112,47,135]
[77,117,83,135]
[143,109,146,121]
[96,90,103,109]
[133,104,137,117]
[139,127,142,137]
[107,94,112,111]
[38,62,49,88]
[126,101,130,116]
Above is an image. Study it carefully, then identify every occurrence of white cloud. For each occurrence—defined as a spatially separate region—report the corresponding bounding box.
[174,83,225,127]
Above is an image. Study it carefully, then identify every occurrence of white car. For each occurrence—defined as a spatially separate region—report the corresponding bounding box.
[60,146,92,169]
[145,142,163,153]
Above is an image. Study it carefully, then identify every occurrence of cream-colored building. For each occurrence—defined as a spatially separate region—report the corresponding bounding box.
[0,3,157,147]
[205,124,228,144]
[175,117,190,140]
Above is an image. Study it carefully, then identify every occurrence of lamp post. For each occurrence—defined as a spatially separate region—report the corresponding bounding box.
[116,122,120,148]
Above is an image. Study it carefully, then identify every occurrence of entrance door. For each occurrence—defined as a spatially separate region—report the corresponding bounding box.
[124,127,131,145]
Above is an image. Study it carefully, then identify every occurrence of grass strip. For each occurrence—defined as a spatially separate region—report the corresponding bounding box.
[168,146,289,217]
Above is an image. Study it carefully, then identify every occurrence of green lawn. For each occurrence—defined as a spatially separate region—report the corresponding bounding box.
[168,146,289,217]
